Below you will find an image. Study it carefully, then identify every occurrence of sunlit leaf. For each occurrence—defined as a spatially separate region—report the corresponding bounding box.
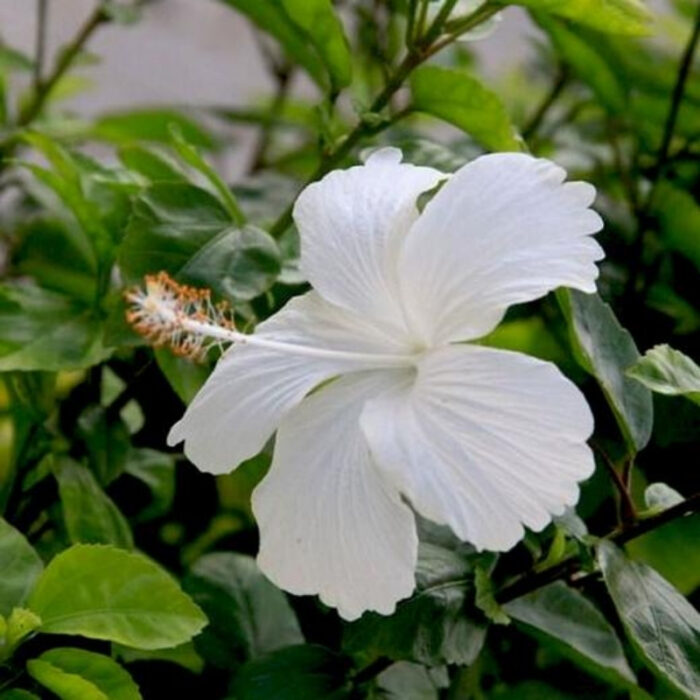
[28,545,207,650]
[27,647,141,700]
[410,66,521,152]
[513,0,652,35]
[0,518,43,616]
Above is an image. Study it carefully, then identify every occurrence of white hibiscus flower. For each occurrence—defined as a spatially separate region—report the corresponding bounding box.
[165,148,604,620]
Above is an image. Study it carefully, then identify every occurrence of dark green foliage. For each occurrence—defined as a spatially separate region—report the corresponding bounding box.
[0,0,697,697]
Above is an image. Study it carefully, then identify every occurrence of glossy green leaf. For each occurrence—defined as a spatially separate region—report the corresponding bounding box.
[628,344,700,405]
[410,66,521,152]
[558,289,653,451]
[28,544,207,650]
[598,541,700,698]
[344,543,487,666]
[169,126,245,224]
[231,645,353,700]
[27,648,141,700]
[514,0,652,35]
[221,1,347,90]
[504,581,635,686]
[52,456,133,549]
[184,552,303,669]
[279,0,352,90]
[92,109,214,147]
[0,284,110,371]
[0,519,43,616]
[536,17,627,113]
[119,183,281,301]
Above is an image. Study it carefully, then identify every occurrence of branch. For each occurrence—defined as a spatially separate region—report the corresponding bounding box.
[267,3,500,239]
[522,66,569,143]
[18,5,108,127]
[497,492,700,603]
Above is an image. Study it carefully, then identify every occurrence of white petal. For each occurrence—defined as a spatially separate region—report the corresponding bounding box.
[398,153,604,344]
[294,147,444,331]
[360,345,595,552]
[168,291,402,474]
[253,370,418,621]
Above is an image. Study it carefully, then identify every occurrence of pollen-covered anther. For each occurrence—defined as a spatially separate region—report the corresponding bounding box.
[124,271,236,361]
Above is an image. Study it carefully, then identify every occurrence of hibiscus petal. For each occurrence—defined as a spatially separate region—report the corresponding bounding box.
[398,153,604,344]
[168,291,402,474]
[360,345,594,552]
[293,147,444,331]
[253,370,418,621]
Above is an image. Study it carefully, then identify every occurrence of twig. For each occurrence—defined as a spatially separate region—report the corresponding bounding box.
[33,0,49,92]
[591,441,637,524]
[18,5,108,127]
[497,492,700,603]
[624,3,700,301]
[522,66,569,143]
[267,4,500,239]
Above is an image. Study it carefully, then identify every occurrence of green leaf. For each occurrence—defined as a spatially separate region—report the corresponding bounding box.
[644,483,684,512]
[4,607,42,650]
[0,42,33,72]
[628,345,700,405]
[27,648,141,700]
[51,456,133,549]
[344,543,487,666]
[77,406,131,484]
[536,17,627,113]
[28,544,207,650]
[117,145,185,182]
[651,183,700,270]
[504,581,635,686]
[410,66,521,152]
[154,349,209,404]
[231,645,353,700]
[512,0,652,35]
[597,540,700,698]
[123,448,176,522]
[558,289,653,452]
[0,690,41,700]
[119,183,281,301]
[0,283,111,372]
[183,552,303,669]
[0,518,43,616]
[13,217,98,304]
[279,0,352,90]
[220,1,341,90]
[169,126,245,225]
[627,512,700,595]
[375,662,448,700]
[92,109,214,147]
